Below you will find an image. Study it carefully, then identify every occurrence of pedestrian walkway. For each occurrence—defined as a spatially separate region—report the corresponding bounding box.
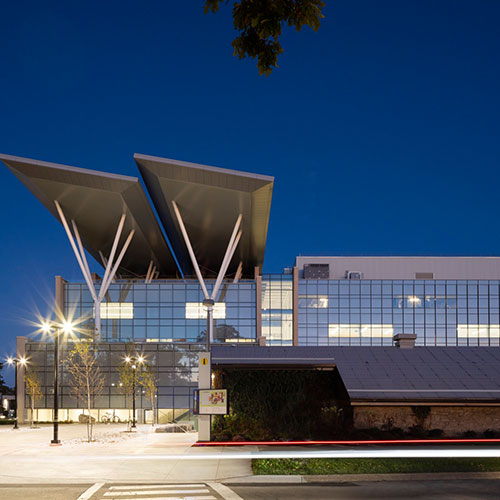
[0,425,252,483]
[96,483,219,500]
[78,482,244,500]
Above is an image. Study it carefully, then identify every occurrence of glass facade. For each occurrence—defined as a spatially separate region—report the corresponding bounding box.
[25,341,202,423]
[261,274,293,346]
[297,279,500,347]
[65,280,257,344]
[64,276,500,348]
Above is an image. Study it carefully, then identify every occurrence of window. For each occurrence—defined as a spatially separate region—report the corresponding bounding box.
[185,303,226,319]
[96,303,134,319]
[298,295,328,308]
[328,324,394,338]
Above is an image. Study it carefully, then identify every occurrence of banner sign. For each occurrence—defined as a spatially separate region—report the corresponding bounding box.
[194,389,228,415]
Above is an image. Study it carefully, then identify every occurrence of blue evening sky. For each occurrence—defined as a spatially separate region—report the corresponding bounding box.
[0,1,499,383]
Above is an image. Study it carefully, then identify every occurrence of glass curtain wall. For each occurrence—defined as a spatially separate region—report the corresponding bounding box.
[65,280,257,344]
[298,279,500,347]
[24,341,202,424]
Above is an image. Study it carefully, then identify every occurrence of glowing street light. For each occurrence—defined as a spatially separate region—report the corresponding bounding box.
[40,319,74,445]
[124,353,145,429]
[6,355,27,429]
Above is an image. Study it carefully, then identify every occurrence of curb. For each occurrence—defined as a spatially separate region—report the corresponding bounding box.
[223,471,500,485]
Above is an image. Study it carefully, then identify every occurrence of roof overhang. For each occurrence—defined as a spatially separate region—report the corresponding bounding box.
[1,154,180,277]
[134,154,274,278]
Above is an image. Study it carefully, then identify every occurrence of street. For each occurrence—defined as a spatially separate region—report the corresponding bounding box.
[2,480,500,500]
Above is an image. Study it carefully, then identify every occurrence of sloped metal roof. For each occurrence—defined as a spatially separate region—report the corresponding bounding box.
[211,345,500,403]
[135,154,274,278]
[1,154,180,277]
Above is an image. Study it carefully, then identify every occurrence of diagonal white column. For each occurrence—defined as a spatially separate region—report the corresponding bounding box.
[213,229,242,300]
[172,201,209,300]
[100,229,135,296]
[145,260,154,283]
[54,201,98,302]
[211,215,242,300]
[99,214,126,299]
[71,220,95,289]
[233,261,243,283]
[99,250,108,269]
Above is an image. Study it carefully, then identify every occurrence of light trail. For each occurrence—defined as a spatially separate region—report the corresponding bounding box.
[195,438,500,446]
[11,447,500,460]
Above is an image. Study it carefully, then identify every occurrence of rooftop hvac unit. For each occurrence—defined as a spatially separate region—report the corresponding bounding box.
[303,263,329,279]
[345,271,362,280]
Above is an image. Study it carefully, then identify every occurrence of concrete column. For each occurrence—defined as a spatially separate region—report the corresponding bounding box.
[254,266,263,344]
[293,266,299,346]
[55,275,65,320]
[198,352,211,441]
[16,336,27,424]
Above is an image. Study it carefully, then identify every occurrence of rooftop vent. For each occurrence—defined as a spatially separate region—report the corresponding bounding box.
[415,272,434,279]
[393,333,417,349]
[345,271,362,280]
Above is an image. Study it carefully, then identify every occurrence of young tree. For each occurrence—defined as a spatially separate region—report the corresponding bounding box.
[118,360,136,432]
[204,0,325,75]
[66,341,105,442]
[24,367,43,428]
[139,364,158,427]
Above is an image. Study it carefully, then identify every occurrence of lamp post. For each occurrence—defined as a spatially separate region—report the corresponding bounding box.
[202,298,215,356]
[124,354,144,428]
[42,320,73,445]
[6,356,27,429]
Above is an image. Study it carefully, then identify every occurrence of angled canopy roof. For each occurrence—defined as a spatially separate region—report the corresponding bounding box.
[1,154,180,278]
[135,154,274,278]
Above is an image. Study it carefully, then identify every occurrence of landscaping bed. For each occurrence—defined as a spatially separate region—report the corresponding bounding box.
[253,457,500,475]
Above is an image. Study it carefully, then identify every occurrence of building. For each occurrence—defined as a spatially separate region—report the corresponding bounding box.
[2,153,500,434]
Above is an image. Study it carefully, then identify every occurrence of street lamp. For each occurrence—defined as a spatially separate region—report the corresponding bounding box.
[41,319,73,445]
[202,298,215,355]
[124,354,144,428]
[6,356,27,429]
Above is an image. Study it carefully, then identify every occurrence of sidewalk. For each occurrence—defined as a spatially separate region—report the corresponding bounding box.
[0,424,252,483]
[225,471,500,484]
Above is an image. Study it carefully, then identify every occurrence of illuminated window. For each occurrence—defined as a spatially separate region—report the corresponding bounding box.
[185,302,226,319]
[457,325,500,338]
[298,295,328,308]
[407,296,422,307]
[262,312,293,340]
[262,281,293,310]
[95,302,134,319]
[328,324,394,338]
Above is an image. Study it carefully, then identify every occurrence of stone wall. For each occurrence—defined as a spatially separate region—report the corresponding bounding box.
[353,405,500,435]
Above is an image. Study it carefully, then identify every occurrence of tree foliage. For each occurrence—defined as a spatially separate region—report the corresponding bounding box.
[138,364,158,426]
[24,366,43,428]
[66,341,105,442]
[204,0,325,75]
[118,342,142,430]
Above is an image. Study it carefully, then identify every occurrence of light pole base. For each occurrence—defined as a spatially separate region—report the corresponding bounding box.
[50,440,62,446]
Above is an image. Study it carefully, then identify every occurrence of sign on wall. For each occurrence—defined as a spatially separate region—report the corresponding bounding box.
[194,389,228,415]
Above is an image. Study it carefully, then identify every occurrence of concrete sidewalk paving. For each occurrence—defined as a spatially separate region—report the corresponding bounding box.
[0,424,253,483]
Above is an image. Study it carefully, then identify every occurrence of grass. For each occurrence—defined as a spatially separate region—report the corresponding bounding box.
[253,457,500,475]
